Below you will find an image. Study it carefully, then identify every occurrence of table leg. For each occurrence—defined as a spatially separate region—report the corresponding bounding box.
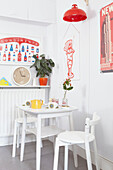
[20,111,27,162]
[69,112,78,168]
[36,115,41,170]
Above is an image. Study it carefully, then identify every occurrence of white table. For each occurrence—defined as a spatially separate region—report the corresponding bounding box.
[19,106,77,170]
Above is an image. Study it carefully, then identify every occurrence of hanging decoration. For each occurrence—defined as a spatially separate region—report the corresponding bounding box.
[63,24,80,81]
[64,39,75,79]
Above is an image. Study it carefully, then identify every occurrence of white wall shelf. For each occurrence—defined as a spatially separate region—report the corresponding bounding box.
[0,85,50,89]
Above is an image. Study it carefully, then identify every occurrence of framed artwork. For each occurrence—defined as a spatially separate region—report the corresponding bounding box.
[100,2,113,72]
[63,24,80,80]
[0,36,40,65]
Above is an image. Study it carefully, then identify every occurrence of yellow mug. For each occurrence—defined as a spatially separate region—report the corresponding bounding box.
[31,99,43,109]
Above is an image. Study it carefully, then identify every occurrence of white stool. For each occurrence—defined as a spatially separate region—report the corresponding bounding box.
[12,107,37,157]
[53,113,100,170]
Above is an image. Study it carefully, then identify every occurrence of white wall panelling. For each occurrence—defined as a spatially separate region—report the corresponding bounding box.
[52,0,113,166]
[0,0,56,24]
[0,17,47,86]
[0,15,52,147]
[88,0,113,162]
[0,89,45,138]
[0,0,28,20]
[28,0,56,23]
[0,0,113,167]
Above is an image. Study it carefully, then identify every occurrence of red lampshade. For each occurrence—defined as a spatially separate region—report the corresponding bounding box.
[63,4,87,22]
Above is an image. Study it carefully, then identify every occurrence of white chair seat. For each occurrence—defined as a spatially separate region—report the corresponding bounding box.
[58,131,95,144]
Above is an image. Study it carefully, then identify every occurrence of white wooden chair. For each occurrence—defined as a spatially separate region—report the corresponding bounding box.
[53,113,100,170]
[12,107,37,157]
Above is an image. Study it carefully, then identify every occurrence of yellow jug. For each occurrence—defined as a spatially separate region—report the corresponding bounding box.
[31,99,43,109]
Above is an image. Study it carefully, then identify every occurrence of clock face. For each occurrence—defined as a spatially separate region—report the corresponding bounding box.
[13,67,31,86]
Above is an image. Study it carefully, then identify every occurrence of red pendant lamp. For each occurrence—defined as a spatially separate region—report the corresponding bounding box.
[63,4,87,22]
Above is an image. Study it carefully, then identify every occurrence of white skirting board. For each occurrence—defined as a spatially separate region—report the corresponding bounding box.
[75,145,113,170]
[0,134,36,146]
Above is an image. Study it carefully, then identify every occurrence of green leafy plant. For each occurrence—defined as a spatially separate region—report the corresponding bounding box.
[30,54,55,77]
[63,78,73,91]
[62,78,73,103]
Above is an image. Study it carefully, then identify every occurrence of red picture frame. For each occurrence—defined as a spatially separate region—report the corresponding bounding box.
[100,2,113,72]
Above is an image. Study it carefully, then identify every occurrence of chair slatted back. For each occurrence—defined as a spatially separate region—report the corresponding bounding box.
[85,112,100,136]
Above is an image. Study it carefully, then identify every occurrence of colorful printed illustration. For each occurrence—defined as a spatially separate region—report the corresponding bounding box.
[0,37,40,65]
[64,39,75,79]
[36,48,39,53]
[5,44,8,51]
[15,44,18,52]
[32,55,35,62]
[27,45,29,52]
[3,52,6,61]
[22,45,25,52]
[0,52,1,61]
[24,52,27,62]
[100,2,113,72]
[8,52,11,61]
[10,44,13,51]
[13,52,16,62]
[18,50,22,61]
[31,46,34,53]
[0,46,2,51]
[0,77,12,86]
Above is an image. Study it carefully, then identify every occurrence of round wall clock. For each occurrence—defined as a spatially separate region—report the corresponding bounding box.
[12,66,31,86]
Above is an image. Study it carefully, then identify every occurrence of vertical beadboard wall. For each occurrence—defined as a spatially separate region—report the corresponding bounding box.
[0,89,45,137]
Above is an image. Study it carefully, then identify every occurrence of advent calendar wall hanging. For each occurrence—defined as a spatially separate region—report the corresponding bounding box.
[64,39,75,79]
[63,24,80,80]
[0,37,40,65]
[100,2,113,72]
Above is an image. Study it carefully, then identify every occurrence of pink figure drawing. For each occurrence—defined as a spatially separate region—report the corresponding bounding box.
[64,39,75,79]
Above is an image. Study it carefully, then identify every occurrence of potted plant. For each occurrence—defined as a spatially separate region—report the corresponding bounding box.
[62,78,73,106]
[30,54,55,86]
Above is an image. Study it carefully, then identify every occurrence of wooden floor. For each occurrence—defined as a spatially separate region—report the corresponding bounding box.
[0,140,96,170]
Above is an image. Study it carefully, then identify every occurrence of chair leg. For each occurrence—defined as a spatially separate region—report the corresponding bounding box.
[52,135,57,149]
[64,145,68,170]
[53,137,60,170]
[17,124,20,148]
[12,120,18,157]
[68,113,78,168]
[72,145,78,168]
[93,140,99,170]
[85,141,93,170]
[20,115,27,162]
[40,139,43,148]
